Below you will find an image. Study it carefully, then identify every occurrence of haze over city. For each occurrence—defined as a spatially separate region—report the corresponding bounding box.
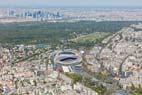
[0,0,142,7]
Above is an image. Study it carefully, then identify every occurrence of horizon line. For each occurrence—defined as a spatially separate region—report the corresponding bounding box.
[0,5,142,9]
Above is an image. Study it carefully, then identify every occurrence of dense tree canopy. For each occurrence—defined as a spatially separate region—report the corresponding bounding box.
[0,21,141,45]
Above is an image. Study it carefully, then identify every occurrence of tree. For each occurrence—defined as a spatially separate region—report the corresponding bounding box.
[131,83,135,90]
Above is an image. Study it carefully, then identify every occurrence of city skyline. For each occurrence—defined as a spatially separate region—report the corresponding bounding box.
[0,0,142,8]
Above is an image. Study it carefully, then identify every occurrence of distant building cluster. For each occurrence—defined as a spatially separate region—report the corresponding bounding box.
[0,8,64,22]
[8,10,63,21]
[1,8,142,23]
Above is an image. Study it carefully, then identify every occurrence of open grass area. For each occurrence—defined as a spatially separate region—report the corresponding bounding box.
[73,32,111,43]
[67,32,112,49]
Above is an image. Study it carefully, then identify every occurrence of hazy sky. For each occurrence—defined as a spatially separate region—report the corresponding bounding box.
[0,0,142,7]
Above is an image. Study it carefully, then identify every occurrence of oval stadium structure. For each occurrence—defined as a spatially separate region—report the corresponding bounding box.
[54,50,82,66]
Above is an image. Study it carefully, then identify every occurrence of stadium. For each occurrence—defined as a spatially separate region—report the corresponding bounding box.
[54,50,82,66]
